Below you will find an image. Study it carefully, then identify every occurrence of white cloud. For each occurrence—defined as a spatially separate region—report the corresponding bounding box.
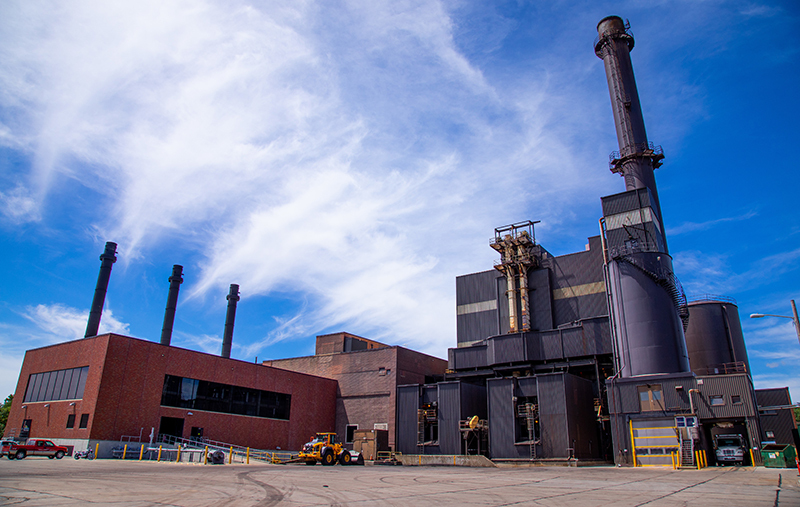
[22,303,130,341]
[0,185,40,224]
[667,210,757,236]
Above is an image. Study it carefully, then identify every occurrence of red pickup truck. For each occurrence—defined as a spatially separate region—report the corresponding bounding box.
[6,439,68,460]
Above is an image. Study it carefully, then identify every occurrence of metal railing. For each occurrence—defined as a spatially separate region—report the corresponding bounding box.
[687,294,738,305]
[608,142,664,170]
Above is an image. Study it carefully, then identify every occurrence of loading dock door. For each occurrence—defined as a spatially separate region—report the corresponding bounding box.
[632,418,679,467]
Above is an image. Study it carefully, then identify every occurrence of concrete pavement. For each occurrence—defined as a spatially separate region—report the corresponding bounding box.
[1,457,798,506]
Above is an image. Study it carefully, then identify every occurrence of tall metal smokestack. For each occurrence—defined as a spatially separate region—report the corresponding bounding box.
[220,284,240,359]
[595,16,666,235]
[84,241,118,338]
[596,16,690,377]
[160,265,184,346]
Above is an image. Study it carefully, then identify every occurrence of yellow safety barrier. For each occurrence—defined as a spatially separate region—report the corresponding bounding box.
[750,449,755,467]
[229,446,233,464]
[157,445,163,462]
[671,451,676,470]
[629,420,637,467]
[177,445,181,462]
[139,445,144,461]
[246,447,250,465]
[123,444,128,461]
[95,443,99,459]
[204,446,208,465]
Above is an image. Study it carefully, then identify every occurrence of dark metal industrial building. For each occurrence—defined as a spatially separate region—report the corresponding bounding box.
[396,15,796,466]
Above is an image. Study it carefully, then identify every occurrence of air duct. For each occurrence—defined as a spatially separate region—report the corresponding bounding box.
[160,265,184,346]
[221,284,240,359]
[84,242,118,338]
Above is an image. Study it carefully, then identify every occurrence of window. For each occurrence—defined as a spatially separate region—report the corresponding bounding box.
[638,385,664,412]
[66,414,75,429]
[731,395,742,405]
[766,431,775,439]
[79,414,89,429]
[345,425,358,443]
[161,374,291,420]
[23,366,89,403]
[709,395,725,406]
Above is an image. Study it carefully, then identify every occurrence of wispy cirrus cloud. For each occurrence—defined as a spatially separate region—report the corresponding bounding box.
[667,210,757,236]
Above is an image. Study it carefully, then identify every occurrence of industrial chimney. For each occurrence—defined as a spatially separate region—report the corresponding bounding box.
[160,265,184,346]
[220,284,240,359]
[595,16,690,377]
[84,242,118,338]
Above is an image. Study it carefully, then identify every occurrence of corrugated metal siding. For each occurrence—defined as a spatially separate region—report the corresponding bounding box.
[457,311,498,347]
[529,268,553,330]
[525,333,543,362]
[759,409,797,445]
[497,277,510,335]
[450,344,488,370]
[695,375,756,419]
[491,334,524,364]
[755,388,792,407]
[487,378,517,458]
[601,188,651,216]
[538,374,569,458]
[422,385,438,406]
[396,385,420,454]
[456,270,500,305]
[541,330,562,360]
[517,377,537,398]
[437,382,462,455]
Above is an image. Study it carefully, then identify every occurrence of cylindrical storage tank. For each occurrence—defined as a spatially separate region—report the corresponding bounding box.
[684,297,749,375]
[607,252,691,377]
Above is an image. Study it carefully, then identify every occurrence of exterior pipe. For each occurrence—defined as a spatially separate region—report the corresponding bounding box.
[221,284,240,359]
[85,242,118,338]
[160,265,184,346]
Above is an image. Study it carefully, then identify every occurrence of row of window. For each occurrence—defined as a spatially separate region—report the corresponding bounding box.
[161,375,291,420]
[23,367,89,403]
[66,414,90,429]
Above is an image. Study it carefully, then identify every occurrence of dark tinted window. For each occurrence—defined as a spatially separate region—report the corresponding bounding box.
[66,414,75,429]
[161,374,291,420]
[79,414,89,429]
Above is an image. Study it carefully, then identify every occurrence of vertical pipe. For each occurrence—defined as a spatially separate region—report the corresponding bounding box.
[519,265,530,332]
[84,242,118,338]
[221,284,240,359]
[160,265,184,346]
[506,270,517,333]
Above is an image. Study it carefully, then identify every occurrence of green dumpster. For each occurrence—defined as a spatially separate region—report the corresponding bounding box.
[760,444,797,468]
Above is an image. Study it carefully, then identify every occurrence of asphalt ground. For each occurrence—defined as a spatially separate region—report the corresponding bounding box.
[1,457,799,506]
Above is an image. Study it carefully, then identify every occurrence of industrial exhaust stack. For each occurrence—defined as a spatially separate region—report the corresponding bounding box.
[84,241,118,338]
[595,16,690,377]
[220,284,240,359]
[160,265,184,346]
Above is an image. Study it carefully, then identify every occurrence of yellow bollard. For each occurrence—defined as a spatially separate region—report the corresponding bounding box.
[453,455,456,465]
[695,451,700,470]
[629,419,637,467]
[177,444,181,463]
[204,446,208,465]
[703,450,707,468]
[671,451,676,470]
[419,454,421,465]
[95,443,99,460]
[157,445,162,462]
[139,445,144,461]
[246,447,250,465]
[123,444,128,461]
[750,448,755,467]
[229,446,233,464]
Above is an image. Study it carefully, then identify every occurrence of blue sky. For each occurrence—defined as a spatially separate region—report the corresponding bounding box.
[1,1,798,401]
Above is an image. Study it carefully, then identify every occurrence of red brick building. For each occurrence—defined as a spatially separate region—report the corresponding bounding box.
[263,332,447,450]
[5,334,337,456]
